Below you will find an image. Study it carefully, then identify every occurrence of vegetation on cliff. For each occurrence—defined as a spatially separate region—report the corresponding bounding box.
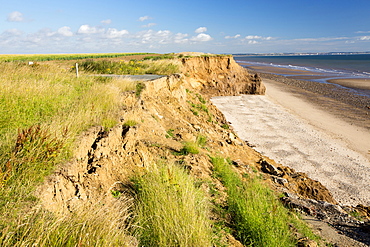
[0,54,323,246]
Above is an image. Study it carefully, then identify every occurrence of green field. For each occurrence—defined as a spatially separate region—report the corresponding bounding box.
[0,53,153,62]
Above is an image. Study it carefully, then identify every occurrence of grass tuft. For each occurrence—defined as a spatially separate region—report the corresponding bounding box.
[179,141,200,155]
[0,198,135,246]
[210,156,318,247]
[133,163,213,246]
[135,82,145,98]
[123,120,138,127]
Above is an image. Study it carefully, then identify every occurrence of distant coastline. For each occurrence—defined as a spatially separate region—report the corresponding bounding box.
[233,51,370,56]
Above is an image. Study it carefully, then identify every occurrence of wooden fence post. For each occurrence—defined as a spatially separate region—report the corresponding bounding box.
[75,63,79,78]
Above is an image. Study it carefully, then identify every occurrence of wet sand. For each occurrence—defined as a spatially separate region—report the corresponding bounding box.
[211,67,370,206]
[239,63,324,76]
[327,78,370,91]
[241,62,370,98]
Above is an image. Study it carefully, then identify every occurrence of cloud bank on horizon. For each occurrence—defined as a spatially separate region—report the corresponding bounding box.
[1,0,370,54]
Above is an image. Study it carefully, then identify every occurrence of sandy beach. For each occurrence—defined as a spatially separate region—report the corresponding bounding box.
[327,78,370,91]
[212,76,370,206]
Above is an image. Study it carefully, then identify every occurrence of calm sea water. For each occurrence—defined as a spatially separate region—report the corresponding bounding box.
[234,54,370,78]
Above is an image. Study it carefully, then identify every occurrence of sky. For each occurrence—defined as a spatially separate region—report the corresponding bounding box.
[1,0,370,54]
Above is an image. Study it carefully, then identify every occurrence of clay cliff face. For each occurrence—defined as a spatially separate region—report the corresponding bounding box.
[181,56,266,96]
[37,57,335,214]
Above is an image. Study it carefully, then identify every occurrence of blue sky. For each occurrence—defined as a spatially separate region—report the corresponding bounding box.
[1,0,369,54]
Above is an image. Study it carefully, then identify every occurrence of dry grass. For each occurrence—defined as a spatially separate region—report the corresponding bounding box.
[0,61,137,244]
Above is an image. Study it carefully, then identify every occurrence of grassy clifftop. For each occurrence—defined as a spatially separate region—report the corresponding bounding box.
[0,54,328,246]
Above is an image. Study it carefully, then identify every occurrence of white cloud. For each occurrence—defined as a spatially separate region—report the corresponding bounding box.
[77,25,104,34]
[225,34,241,39]
[293,37,348,42]
[174,33,188,43]
[245,35,262,40]
[139,16,151,22]
[244,35,273,41]
[2,28,23,36]
[142,23,157,28]
[248,40,259,44]
[191,33,213,42]
[57,26,73,37]
[360,36,370,41]
[105,28,129,38]
[133,29,190,46]
[7,11,24,22]
[101,19,112,24]
[195,27,207,33]
[356,31,370,34]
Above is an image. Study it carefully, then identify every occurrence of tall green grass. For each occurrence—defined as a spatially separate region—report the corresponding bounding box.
[211,156,318,247]
[78,59,180,75]
[0,61,137,241]
[133,163,213,246]
[0,53,153,62]
[0,198,135,247]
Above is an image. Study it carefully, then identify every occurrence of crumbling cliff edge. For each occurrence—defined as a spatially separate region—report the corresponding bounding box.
[37,56,370,246]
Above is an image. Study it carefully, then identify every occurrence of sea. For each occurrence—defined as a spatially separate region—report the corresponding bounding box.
[234,54,370,97]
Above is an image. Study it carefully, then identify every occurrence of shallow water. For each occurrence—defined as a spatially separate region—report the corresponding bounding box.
[234,54,370,77]
[234,54,370,98]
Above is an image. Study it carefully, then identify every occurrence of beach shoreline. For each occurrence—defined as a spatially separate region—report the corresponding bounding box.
[238,61,370,99]
[212,65,370,206]
[244,68,370,130]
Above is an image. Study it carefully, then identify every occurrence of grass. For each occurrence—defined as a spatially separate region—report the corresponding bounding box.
[210,156,319,247]
[0,61,137,243]
[132,163,213,246]
[0,198,135,246]
[123,120,138,127]
[165,129,175,139]
[143,53,176,60]
[187,91,214,122]
[135,82,145,97]
[181,141,200,155]
[0,53,153,62]
[175,135,208,156]
[77,58,180,76]
[196,134,208,147]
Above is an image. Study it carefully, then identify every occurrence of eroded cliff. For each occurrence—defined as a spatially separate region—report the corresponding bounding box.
[35,56,370,246]
[181,56,266,96]
[37,57,333,211]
